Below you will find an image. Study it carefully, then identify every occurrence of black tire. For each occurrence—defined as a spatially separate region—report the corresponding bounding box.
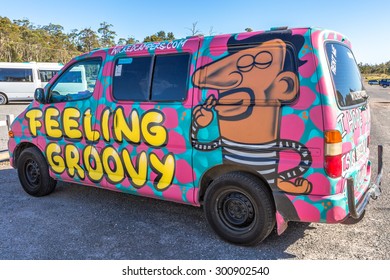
[204,172,275,246]
[17,147,57,197]
[0,92,8,105]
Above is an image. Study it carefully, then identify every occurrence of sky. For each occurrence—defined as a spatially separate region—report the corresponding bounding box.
[1,0,389,64]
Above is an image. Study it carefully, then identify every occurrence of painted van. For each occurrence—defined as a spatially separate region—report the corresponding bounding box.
[8,27,383,245]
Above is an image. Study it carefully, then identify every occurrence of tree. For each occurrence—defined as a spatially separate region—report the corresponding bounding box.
[143,31,175,42]
[117,36,138,45]
[245,28,253,32]
[78,28,100,52]
[98,21,117,48]
[187,21,202,36]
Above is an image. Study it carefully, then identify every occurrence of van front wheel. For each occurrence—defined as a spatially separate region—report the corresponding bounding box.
[0,93,8,105]
[17,147,57,197]
[204,172,275,246]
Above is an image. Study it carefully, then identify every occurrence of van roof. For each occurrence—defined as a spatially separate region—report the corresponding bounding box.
[0,62,63,69]
[74,27,350,61]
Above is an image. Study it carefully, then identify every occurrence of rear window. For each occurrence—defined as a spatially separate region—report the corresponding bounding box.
[326,43,367,107]
[113,53,190,102]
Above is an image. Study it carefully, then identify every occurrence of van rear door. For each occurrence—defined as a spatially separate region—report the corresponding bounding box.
[325,42,371,207]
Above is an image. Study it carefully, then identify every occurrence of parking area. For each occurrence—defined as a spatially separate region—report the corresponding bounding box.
[0,86,389,260]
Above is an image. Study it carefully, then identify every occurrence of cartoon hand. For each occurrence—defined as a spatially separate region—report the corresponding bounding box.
[277,178,312,194]
[193,95,217,128]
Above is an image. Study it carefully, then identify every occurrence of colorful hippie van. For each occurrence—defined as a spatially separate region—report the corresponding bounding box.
[8,27,383,245]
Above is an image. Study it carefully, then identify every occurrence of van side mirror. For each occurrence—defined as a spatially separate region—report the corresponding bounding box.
[34,88,46,104]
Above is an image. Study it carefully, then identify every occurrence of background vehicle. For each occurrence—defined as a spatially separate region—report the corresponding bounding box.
[379,79,390,88]
[368,79,379,85]
[0,62,62,105]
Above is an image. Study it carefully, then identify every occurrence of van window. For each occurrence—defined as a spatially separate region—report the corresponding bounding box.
[39,70,59,82]
[49,59,101,103]
[326,43,367,107]
[0,68,33,82]
[151,53,190,101]
[113,53,190,102]
[113,56,152,101]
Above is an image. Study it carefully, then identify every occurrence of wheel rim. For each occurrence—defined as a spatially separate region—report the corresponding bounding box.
[24,159,41,188]
[0,95,6,105]
[217,190,256,232]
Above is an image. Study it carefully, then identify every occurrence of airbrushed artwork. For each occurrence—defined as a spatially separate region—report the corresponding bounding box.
[8,27,381,245]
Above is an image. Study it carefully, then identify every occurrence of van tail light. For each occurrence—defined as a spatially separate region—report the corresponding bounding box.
[324,130,342,178]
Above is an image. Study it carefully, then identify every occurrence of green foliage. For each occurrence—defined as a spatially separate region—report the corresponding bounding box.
[143,31,175,42]
[0,16,181,63]
[358,62,390,78]
[0,16,80,63]
[98,21,117,48]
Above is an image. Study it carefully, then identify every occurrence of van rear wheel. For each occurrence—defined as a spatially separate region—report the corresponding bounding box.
[0,93,8,105]
[17,147,57,197]
[204,172,275,246]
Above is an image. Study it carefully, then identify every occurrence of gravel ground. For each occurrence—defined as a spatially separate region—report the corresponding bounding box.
[0,87,388,260]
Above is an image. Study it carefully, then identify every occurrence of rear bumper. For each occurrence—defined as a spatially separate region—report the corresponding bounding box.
[347,145,383,219]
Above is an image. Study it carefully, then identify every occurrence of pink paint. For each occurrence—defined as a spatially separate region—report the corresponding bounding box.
[162,108,178,128]
[310,30,322,50]
[175,159,195,184]
[278,151,301,173]
[166,131,186,154]
[136,184,156,197]
[102,61,114,77]
[307,173,331,195]
[121,178,131,188]
[309,105,324,131]
[292,29,307,36]
[299,53,317,78]
[280,114,304,141]
[187,188,196,205]
[342,142,353,154]
[294,200,321,222]
[236,31,264,40]
[162,184,184,203]
[136,142,150,154]
[209,36,229,57]
[292,86,316,110]
[326,206,346,223]
[276,211,288,235]
[305,137,324,169]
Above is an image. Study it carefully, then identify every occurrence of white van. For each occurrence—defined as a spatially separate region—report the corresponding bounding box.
[0,62,63,105]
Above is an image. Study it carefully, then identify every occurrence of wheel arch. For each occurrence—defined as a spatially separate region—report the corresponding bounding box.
[0,92,9,105]
[12,142,43,168]
[198,164,274,206]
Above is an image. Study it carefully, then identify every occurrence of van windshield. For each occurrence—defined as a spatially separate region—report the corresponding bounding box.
[326,43,367,107]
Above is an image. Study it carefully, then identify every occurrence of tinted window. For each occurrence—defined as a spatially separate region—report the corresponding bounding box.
[49,59,101,103]
[326,43,367,107]
[151,54,189,101]
[39,70,59,82]
[0,68,33,82]
[113,57,152,101]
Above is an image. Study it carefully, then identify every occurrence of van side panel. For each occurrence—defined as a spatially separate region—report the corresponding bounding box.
[190,29,334,225]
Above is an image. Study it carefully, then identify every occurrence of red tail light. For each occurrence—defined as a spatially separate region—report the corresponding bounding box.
[325,154,342,178]
[325,130,342,178]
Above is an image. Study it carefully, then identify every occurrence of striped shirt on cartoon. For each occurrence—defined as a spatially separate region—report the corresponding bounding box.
[192,122,312,188]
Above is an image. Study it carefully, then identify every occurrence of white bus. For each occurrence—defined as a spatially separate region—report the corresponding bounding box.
[0,62,63,105]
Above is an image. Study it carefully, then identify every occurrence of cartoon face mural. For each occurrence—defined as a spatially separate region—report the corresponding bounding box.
[191,38,313,195]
